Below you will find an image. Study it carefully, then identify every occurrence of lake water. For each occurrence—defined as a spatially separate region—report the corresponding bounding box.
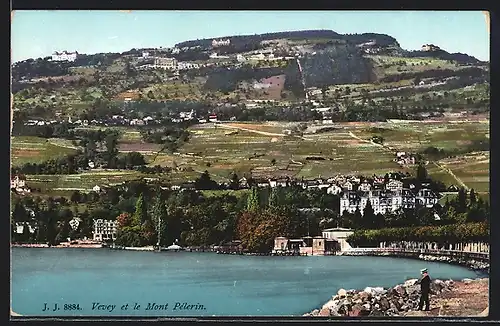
[11,248,486,317]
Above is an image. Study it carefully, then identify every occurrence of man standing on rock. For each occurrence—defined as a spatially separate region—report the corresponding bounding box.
[416,268,431,311]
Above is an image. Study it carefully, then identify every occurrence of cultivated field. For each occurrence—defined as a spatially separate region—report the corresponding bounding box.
[11,136,78,166]
[12,120,489,194]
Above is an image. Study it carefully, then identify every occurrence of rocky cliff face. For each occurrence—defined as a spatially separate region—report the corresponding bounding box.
[300,44,376,88]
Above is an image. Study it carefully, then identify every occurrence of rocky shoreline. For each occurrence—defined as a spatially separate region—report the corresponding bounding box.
[304,277,489,317]
[417,254,489,271]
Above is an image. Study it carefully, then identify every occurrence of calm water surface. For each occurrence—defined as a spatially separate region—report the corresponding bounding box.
[11,248,485,316]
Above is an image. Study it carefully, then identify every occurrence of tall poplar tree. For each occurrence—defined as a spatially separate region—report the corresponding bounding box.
[246,187,260,211]
[132,193,148,226]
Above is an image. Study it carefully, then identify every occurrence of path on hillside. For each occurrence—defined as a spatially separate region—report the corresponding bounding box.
[348,131,387,149]
[218,123,287,137]
[432,161,469,191]
[219,123,309,140]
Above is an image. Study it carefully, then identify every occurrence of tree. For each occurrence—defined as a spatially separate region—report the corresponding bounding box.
[194,170,218,190]
[469,189,477,206]
[246,187,260,211]
[362,200,375,229]
[456,187,468,214]
[416,163,428,182]
[151,194,168,246]
[70,190,81,204]
[268,187,281,208]
[229,173,239,190]
[132,193,148,226]
[116,213,133,229]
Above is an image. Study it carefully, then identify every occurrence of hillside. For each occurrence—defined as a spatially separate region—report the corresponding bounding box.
[11,29,489,119]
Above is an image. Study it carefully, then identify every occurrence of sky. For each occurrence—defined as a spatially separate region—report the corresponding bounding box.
[11,10,490,63]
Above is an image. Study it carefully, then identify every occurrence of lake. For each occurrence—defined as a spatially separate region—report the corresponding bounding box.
[11,248,486,317]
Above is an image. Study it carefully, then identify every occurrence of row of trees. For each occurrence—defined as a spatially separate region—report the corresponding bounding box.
[11,168,490,251]
[11,150,148,175]
[346,222,489,247]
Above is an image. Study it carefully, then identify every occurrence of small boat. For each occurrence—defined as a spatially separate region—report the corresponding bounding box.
[165,244,184,252]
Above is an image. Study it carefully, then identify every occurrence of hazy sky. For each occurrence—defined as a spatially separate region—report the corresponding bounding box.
[11,10,490,62]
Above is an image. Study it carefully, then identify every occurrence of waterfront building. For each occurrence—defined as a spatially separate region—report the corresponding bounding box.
[273,236,338,256]
[321,228,354,252]
[92,219,118,242]
[340,188,439,216]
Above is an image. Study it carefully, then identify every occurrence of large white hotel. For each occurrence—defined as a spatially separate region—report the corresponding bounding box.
[340,188,439,216]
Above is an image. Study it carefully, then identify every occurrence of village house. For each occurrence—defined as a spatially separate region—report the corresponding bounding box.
[14,222,37,235]
[93,219,118,242]
[92,185,101,193]
[69,217,81,231]
[11,175,26,190]
[395,152,417,165]
[358,180,372,192]
[326,184,342,195]
[386,179,404,191]
[342,181,354,191]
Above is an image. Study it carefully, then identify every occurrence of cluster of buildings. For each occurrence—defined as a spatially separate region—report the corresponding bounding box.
[51,51,79,62]
[421,44,441,52]
[395,151,418,166]
[10,175,30,194]
[273,227,354,256]
[136,55,202,72]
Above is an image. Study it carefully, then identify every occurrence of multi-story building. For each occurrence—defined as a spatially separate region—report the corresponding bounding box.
[153,57,178,70]
[93,219,118,242]
[51,51,79,62]
[177,61,200,70]
[340,188,439,216]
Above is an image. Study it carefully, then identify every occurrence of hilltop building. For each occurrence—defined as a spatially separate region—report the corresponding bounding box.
[212,39,231,47]
[421,44,441,52]
[51,51,79,62]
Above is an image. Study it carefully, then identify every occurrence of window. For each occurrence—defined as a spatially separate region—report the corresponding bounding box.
[318,241,322,246]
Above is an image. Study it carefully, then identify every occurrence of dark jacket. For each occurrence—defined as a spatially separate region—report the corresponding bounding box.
[417,274,431,293]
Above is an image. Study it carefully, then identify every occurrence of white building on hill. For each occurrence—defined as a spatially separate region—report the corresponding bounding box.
[52,51,79,62]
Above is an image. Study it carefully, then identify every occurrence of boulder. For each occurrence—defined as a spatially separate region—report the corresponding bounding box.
[404,279,419,287]
[406,285,420,296]
[379,297,390,310]
[337,288,347,297]
[358,291,371,302]
[319,308,331,316]
[392,285,406,297]
[350,304,370,317]
[369,309,384,317]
